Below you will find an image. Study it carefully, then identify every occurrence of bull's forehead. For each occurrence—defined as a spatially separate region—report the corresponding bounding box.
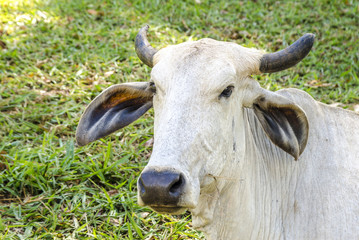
[151,38,262,90]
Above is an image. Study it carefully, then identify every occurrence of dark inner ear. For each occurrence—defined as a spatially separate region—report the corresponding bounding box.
[76,83,153,146]
[90,92,151,127]
[253,97,309,160]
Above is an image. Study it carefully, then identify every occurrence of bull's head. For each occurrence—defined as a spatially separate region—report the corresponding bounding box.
[76,26,313,217]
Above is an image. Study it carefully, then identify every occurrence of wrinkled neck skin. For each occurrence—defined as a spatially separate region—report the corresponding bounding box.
[191,107,298,240]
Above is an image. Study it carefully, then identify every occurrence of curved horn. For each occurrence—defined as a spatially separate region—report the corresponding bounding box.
[135,25,158,68]
[260,33,315,73]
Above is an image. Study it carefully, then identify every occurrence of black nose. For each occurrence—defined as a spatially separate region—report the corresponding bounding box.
[138,169,185,206]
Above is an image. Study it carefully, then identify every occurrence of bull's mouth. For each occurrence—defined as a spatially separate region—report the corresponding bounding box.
[150,206,187,215]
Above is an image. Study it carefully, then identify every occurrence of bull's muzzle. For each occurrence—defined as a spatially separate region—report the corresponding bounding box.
[138,168,186,214]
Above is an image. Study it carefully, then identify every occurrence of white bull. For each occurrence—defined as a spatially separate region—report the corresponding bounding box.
[76,26,359,239]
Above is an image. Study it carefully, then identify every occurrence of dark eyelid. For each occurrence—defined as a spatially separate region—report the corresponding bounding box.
[219,85,234,98]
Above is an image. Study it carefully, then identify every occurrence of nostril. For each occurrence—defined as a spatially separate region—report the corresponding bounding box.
[169,174,184,197]
[138,177,145,195]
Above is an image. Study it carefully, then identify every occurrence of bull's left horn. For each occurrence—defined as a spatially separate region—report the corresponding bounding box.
[135,25,158,68]
[259,33,315,73]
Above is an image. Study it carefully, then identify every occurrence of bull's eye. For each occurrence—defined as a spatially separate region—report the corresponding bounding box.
[149,81,156,94]
[219,85,234,98]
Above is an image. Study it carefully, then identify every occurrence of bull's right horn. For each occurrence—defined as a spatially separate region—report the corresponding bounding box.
[259,33,315,73]
[135,25,158,68]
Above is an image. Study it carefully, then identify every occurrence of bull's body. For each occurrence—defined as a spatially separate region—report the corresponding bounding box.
[193,88,359,239]
[76,27,359,239]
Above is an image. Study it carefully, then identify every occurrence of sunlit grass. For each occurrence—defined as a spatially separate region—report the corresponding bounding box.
[0,0,59,36]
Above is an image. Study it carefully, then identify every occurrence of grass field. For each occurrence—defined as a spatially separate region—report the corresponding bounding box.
[0,0,358,239]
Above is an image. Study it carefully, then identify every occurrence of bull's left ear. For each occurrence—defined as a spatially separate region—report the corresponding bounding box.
[76,82,153,146]
[252,91,309,160]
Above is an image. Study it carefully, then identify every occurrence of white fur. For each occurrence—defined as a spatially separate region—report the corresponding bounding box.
[139,39,359,239]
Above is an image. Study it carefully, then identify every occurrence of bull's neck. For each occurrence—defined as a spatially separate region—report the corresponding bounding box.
[192,108,299,240]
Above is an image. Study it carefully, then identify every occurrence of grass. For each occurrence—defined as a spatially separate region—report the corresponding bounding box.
[0,0,358,239]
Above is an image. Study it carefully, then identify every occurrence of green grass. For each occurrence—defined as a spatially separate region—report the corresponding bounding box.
[0,0,358,239]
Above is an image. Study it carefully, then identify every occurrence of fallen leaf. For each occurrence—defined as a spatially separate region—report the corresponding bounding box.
[104,71,115,77]
[305,80,333,88]
[140,212,150,218]
[87,9,98,15]
[87,9,104,17]
[108,189,119,196]
[110,218,120,226]
[35,59,49,67]
[145,138,154,147]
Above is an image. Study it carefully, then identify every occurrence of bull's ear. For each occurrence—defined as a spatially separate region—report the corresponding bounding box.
[252,91,309,160]
[76,82,153,146]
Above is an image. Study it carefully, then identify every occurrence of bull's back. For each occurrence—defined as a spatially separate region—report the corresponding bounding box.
[278,88,359,239]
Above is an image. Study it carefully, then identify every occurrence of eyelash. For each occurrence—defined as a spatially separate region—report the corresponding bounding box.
[219,85,234,98]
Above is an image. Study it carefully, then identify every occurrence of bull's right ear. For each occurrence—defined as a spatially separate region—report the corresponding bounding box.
[76,82,154,146]
[251,90,309,160]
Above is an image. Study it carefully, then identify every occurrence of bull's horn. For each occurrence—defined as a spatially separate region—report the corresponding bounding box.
[259,33,315,73]
[135,25,158,68]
